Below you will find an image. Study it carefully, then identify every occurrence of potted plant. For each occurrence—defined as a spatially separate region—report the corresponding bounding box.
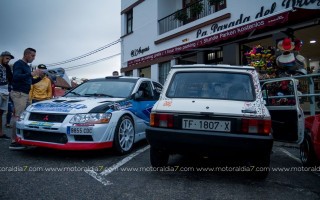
[174,10,188,22]
[190,2,203,17]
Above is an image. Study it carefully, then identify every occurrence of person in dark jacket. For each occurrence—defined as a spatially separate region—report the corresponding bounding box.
[0,51,14,140]
[9,48,43,150]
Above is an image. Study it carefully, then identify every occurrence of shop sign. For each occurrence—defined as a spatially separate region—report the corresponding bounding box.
[282,0,320,9]
[128,12,288,67]
[131,46,150,57]
[196,0,320,39]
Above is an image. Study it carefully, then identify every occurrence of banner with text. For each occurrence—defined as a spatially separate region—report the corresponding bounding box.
[128,11,289,67]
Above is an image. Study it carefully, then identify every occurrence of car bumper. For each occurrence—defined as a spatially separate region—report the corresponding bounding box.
[17,136,113,150]
[146,127,273,157]
[16,119,117,150]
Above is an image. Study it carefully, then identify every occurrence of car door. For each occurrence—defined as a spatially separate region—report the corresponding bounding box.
[261,77,304,144]
[129,80,162,134]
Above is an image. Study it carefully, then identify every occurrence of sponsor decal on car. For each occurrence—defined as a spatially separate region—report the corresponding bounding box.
[30,102,87,112]
[106,100,133,112]
[163,101,172,107]
[28,122,54,127]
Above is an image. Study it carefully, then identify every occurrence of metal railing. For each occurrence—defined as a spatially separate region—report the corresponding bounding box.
[158,0,225,35]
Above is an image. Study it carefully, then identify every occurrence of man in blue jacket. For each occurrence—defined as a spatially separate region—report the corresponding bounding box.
[9,48,43,150]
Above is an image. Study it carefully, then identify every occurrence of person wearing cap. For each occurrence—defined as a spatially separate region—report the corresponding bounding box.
[112,71,119,76]
[36,67,57,98]
[9,48,44,150]
[29,64,52,103]
[0,51,14,140]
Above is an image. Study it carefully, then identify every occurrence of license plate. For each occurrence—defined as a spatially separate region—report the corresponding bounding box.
[182,119,231,132]
[67,126,93,135]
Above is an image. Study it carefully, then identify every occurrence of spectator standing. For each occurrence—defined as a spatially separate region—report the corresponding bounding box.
[29,64,52,103]
[9,48,43,150]
[6,92,13,128]
[0,51,14,140]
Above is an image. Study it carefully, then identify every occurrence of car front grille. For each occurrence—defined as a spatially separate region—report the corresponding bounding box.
[29,113,67,123]
[74,135,93,141]
[22,130,68,144]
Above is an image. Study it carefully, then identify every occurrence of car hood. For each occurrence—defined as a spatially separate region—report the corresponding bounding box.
[153,99,267,117]
[27,97,130,114]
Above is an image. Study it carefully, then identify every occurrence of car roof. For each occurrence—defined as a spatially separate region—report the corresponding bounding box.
[87,76,142,82]
[172,64,255,70]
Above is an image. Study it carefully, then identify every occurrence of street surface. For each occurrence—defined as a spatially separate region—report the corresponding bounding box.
[1,125,320,200]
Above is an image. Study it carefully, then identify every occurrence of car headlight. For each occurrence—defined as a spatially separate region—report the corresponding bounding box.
[19,111,27,121]
[70,113,112,124]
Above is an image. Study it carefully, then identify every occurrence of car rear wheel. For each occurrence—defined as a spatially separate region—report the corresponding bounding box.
[150,147,169,167]
[300,131,316,167]
[113,115,135,155]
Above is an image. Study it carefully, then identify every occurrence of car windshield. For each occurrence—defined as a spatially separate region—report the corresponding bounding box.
[166,71,255,101]
[65,79,136,98]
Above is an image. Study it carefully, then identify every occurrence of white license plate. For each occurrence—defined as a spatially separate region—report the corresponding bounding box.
[182,119,231,132]
[67,126,93,135]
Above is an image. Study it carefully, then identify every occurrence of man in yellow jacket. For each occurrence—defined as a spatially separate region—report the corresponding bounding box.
[29,64,52,103]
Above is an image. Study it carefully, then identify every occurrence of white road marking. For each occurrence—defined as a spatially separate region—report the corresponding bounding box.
[85,145,150,186]
[85,170,112,186]
[278,147,301,163]
[277,147,320,177]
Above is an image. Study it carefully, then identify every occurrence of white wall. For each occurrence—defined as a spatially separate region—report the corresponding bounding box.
[121,0,158,67]
[158,0,181,20]
[150,63,158,81]
[121,0,137,10]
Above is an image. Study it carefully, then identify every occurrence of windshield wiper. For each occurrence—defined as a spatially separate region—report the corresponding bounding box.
[68,91,81,96]
[84,93,114,97]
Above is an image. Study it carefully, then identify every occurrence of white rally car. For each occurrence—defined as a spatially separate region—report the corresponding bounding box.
[16,76,162,154]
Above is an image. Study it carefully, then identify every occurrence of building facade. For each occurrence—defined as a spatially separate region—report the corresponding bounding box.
[120,0,320,84]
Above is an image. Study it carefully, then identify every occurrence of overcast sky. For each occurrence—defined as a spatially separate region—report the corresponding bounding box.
[0,0,121,79]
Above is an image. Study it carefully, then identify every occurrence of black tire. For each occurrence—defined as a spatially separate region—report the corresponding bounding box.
[300,131,316,167]
[150,147,169,167]
[249,155,270,180]
[113,115,135,155]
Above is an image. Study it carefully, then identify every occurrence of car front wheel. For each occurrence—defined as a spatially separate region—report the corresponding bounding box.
[113,115,135,155]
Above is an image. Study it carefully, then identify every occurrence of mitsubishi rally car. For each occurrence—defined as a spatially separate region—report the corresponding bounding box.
[16,76,162,154]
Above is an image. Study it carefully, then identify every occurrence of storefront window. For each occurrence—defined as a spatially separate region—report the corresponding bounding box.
[125,71,133,77]
[207,50,223,64]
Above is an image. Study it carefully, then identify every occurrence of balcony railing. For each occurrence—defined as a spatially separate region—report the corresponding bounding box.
[158,0,226,35]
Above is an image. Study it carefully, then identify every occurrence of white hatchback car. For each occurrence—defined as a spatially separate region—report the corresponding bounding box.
[16,76,162,154]
[146,64,273,179]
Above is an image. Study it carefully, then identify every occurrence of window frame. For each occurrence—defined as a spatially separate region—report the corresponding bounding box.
[126,9,133,34]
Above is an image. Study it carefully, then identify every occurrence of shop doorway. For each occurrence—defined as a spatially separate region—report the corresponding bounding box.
[139,67,151,78]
